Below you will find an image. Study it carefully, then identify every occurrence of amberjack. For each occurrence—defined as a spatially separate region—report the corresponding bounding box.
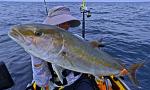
[8,23,143,87]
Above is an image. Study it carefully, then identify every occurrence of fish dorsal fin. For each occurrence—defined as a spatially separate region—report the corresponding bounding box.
[89,40,105,48]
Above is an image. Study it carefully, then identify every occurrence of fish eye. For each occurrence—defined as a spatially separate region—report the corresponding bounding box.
[34,31,43,37]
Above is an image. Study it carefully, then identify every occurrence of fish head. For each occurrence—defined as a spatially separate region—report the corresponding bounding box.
[8,23,64,59]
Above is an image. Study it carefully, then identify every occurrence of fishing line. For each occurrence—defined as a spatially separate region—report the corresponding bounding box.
[44,0,48,15]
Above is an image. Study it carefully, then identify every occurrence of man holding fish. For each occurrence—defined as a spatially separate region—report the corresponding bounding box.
[27,6,98,90]
[8,6,143,90]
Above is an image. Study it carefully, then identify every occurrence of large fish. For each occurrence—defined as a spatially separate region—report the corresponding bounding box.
[8,23,143,87]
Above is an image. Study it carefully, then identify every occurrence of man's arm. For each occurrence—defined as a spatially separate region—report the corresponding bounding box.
[31,55,52,87]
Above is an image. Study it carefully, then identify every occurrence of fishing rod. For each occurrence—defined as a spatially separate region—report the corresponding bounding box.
[80,1,105,47]
[80,0,91,39]
[44,0,48,15]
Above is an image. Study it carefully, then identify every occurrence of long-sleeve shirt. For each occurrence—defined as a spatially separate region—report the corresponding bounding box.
[31,55,81,88]
[31,34,83,89]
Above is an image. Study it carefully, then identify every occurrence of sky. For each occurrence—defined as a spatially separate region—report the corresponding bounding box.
[0,0,150,2]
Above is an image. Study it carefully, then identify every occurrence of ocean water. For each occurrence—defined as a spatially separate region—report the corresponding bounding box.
[0,1,150,90]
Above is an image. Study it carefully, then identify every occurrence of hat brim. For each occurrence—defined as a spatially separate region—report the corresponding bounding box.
[43,14,80,27]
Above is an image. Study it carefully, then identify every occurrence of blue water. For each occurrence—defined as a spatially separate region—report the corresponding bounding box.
[0,1,150,90]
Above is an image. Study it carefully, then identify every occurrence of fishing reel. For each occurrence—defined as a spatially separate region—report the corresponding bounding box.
[80,5,91,18]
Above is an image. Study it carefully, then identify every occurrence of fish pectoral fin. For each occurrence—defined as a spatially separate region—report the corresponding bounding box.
[58,49,75,67]
[58,46,67,57]
[52,64,64,84]
[128,62,144,87]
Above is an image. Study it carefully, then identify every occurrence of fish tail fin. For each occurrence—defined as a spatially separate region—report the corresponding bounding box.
[127,62,144,87]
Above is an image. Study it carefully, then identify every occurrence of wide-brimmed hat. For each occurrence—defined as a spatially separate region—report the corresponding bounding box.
[43,6,80,27]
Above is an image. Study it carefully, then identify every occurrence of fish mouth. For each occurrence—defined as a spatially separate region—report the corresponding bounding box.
[8,27,33,48]
[8,28,25,43]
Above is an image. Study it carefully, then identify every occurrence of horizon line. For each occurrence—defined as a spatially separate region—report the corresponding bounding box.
[0,0,150,2]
